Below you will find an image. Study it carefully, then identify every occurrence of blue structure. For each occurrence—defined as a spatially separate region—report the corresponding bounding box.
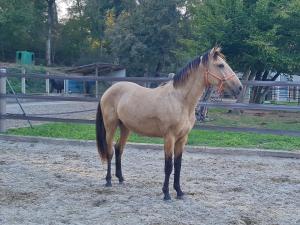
[68,81,95,93]
[66,63,126,94]
[68,80,84,93]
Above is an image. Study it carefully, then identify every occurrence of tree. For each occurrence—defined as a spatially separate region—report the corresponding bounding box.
[0,0,35,60]
[54,0,89,65]
[106,0,183,76]
[54,0,134,65]
[185,0,300,103]
[0,0,50,63]
[46,0,57,66]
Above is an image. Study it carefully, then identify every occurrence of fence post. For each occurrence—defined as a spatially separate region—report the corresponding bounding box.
[64,80,69,94]
[46,72,50,95]
[95,67,99,98]
[298,87,300,105]
[0,69,7,132]
[21,68,26,94]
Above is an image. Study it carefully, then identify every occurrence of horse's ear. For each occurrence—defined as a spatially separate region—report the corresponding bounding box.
[210,46,223,60]
[209,47,215,56]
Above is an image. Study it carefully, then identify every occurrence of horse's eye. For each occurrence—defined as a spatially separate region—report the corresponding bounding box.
[218,64,224,68]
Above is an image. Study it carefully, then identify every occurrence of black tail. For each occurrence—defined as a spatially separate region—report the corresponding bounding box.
[96,103,108,162]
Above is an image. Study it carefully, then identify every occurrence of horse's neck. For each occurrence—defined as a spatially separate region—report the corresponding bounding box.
[175,67,206,114]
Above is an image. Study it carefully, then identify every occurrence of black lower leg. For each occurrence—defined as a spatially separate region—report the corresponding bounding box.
[162,157,173,200]
[174,153,184,198]
[105,157,112,187]
[115,144,124,183]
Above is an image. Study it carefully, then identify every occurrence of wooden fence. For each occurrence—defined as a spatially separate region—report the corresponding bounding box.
[0,71,300,136]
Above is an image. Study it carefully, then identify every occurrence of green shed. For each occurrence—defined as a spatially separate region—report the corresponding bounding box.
[16,51,35,65]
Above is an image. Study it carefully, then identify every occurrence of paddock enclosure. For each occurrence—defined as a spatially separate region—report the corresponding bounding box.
[1,70,300,136]
[0,139,299,225]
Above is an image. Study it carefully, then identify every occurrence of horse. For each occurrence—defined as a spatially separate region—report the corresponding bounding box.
[95,47,243,200]
[50,79,64,93]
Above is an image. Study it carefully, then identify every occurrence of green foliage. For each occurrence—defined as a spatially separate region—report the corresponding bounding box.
[185,0,300,74]
[0,0,47,61]
[185,0,250,69]
[0,1,33,60]
[0,0,299,76]
[106,0,183,75]
[7,122,300,150]
[55,17,89,65]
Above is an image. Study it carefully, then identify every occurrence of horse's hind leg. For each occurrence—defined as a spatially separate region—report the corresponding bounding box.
[105,122,118,187]
[162,135,175,200]
[115,122,130,183]
[173,135,188,199]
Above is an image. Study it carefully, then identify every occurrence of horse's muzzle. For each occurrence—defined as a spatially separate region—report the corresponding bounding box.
[231,85,243,98]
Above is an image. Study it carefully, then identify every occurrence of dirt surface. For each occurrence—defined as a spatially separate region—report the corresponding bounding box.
[6,101,97,129]
[0,140,299,225]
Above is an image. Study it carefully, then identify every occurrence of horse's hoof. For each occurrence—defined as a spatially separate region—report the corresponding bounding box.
[176,191,185,199]
[105,182,112,187]
[163,194,171,201]
[118,180,125,185]
[118,177,124,183]
[176,194,185,200]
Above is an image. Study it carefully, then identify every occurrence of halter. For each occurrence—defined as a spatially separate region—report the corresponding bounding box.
[204,69,236,94]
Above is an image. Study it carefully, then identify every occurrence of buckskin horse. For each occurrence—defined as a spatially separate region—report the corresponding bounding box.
[96,47,242,200]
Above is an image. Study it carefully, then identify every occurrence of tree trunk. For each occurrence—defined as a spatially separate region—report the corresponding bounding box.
[253,70,269,103]
[114,0,122,17]
[46,0,55,66]
[298,88,300,105]
[251,71,281,104]
[196,86,213,121]
[258,86,272,103]
[250,70,264,103]
[51,1,58,63]
[231,68,252,114]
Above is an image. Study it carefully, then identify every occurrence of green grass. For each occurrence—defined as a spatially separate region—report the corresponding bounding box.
[203,109,300,131]
[7,123,300,151]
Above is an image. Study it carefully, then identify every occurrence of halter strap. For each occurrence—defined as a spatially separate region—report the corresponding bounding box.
[204,69,236,93]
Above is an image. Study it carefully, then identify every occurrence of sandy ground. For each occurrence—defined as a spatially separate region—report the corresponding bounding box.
[0,140,299,225]
[6,101,98,129]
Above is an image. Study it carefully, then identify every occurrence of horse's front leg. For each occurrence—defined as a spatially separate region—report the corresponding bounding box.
[174,135,188,199]
[162,135,175,200]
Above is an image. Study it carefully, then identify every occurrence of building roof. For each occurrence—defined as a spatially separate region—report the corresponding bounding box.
[66,63,124,75]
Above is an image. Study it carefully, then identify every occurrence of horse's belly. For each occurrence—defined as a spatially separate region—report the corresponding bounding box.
[121,116,163,137]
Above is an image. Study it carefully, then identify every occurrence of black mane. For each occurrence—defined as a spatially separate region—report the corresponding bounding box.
[173,51,210,88]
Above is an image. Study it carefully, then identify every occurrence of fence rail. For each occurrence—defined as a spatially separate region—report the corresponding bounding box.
[0,71,300,135]
[1,72,300,86]
[1,93,300,112]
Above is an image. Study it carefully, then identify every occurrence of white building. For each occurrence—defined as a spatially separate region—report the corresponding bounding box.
[271,74,300,102]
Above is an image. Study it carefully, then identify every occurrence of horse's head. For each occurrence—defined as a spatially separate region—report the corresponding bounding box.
[204,47,242,97]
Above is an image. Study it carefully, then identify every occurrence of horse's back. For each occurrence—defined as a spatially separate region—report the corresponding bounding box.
[103,81,160,101]
[101,82,147,113]
[102,82,145,102]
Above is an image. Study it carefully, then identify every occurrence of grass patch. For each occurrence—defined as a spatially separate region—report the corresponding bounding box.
[7,123,300,151]
[203,109,300,131]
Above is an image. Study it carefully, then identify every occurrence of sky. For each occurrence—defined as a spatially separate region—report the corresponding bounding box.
[56,0,70,20]
[55,1,187,21]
